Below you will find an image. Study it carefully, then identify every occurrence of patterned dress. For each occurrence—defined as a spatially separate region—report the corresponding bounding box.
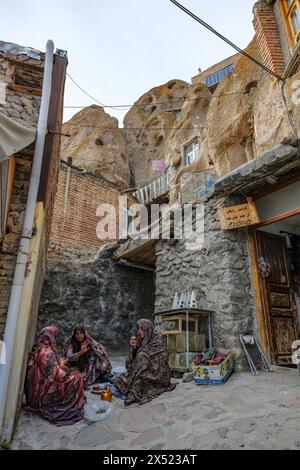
[115,319,176,404]
[25,326,85,426]
[66,326,112,386]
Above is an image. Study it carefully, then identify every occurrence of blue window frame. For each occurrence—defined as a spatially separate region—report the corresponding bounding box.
[204,64,234,88]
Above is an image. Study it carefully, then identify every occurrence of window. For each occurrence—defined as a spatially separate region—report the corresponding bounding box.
[204,64,234,88]
[280,0,300,47]
[184,139,201,166]
[0,158,15,239]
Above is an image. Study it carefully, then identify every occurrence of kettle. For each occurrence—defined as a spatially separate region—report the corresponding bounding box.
[101,385,112,402]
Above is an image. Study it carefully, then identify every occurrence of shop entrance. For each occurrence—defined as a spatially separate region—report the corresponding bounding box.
[255,225,300,365]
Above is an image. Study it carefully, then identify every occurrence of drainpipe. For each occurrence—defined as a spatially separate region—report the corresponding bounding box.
[0,40,54,443]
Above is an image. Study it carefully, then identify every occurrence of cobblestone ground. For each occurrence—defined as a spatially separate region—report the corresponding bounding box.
[10,357,300,451]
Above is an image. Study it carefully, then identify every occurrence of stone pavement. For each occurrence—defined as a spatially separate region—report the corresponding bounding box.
[10,357,300,451]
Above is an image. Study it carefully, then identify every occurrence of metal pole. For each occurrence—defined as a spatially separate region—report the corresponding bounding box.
[186,310,189,370]
[208,312,212,348]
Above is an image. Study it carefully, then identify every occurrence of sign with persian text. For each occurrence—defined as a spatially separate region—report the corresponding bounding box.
[218,197,260,230]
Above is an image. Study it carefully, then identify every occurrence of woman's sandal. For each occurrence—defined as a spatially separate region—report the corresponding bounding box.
[124,398,137,407]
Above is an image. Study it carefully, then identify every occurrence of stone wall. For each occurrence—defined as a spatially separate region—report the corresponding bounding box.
[38,245,155,353]
[0,45,43,337]
[48,162,125,260]
[0,146,34,336]
[155,201,256,368]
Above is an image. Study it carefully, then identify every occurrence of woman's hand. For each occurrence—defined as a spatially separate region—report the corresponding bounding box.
[81,341,90,354]
[60,358,69,368]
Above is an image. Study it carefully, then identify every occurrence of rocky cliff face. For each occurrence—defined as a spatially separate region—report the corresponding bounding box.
[200,37,300,178]
[124,79,189,185]
[61,105,130,189]
[38,246,155,353]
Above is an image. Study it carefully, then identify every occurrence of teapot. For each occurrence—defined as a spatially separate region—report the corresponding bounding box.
[101,385,112,402]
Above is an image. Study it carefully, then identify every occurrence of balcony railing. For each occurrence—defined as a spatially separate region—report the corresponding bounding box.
[133,170,170,204]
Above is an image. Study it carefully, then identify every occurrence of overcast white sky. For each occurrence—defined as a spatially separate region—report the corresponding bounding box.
[2,0,256,125]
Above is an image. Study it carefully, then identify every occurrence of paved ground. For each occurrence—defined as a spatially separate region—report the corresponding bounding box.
[10,357,300,450]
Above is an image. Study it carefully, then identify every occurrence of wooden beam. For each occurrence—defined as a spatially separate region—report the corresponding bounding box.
[8,84,42,96]
[256,207,300,228]
[113,239,156,261]
[37,53,68,203]
[116,259,155,271]
[248,229,268,356]
[253,171,300,200]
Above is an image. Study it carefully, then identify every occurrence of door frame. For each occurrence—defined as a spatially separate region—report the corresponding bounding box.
[248,228,270,359]
[249,224,300,364]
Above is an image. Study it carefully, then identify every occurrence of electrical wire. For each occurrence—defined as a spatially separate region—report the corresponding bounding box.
[170,0,284,82]
[66,73,125,111]
[62,124,207,131]
[170,0,300,145]
[63,90,251,110]
[281,81,299,140]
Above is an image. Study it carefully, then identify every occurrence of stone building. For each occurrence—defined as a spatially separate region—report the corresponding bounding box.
[0,40,67,446]
[114,0,300,368]
[35,0,300,401]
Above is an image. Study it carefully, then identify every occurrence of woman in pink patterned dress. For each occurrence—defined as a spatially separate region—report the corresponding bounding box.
[25,326,85,426]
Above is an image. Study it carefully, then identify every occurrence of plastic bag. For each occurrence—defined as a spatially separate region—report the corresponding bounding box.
[84,400,113,424]
[112,366,126,377]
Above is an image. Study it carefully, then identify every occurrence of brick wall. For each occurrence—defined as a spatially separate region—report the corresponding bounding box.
[253,0,285,76]
[48,163,125,259]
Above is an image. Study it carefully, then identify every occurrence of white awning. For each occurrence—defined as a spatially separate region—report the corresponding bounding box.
[0,111,36,163]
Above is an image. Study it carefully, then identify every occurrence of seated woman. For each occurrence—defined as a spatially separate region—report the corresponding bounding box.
[25,326,85,426]
[66,325,111,386]
[115,319,176,406]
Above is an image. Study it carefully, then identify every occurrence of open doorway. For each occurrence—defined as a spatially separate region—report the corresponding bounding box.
[254,214,300,366]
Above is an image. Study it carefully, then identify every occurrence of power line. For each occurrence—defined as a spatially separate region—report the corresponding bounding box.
[170,0,300,143]
[62,124,208,131]
[66,73,124,111]
[63,90,253,111]
[170,0,284,82]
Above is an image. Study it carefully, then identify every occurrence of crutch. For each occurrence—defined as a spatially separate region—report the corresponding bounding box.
[254,335,273,372]
[240,334,258,376]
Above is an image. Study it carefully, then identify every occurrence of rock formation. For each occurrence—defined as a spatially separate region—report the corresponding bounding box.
[124,79,189,185]
[200,37,300,178]
[61,105,130,189]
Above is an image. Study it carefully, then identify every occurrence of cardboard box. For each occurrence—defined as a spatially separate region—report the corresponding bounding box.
[192,353,234,385]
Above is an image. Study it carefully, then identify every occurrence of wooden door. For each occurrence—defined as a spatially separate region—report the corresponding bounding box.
[256,231,298,365]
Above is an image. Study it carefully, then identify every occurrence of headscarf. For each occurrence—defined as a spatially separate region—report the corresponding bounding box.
[67,324,111,373]
[69,325,89,372]
[137,319,166,357]
[29,326,60,364]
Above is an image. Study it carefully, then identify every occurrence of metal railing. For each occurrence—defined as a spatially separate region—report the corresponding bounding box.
[133,169,170,204]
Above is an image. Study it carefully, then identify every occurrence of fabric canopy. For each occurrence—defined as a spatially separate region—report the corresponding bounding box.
[0,111,36,163]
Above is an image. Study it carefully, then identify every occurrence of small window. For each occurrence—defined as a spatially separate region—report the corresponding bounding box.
[280,0,300,47]
[184,139,201,166]
[0,157,16,239]
[204,64,234,88]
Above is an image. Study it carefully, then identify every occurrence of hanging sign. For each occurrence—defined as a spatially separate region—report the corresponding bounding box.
[218,197,260,230]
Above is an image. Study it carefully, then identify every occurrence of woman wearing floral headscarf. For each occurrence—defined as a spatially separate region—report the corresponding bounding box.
[115,319,176,405]
[24,326,85,426]
[66,325,111,386]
